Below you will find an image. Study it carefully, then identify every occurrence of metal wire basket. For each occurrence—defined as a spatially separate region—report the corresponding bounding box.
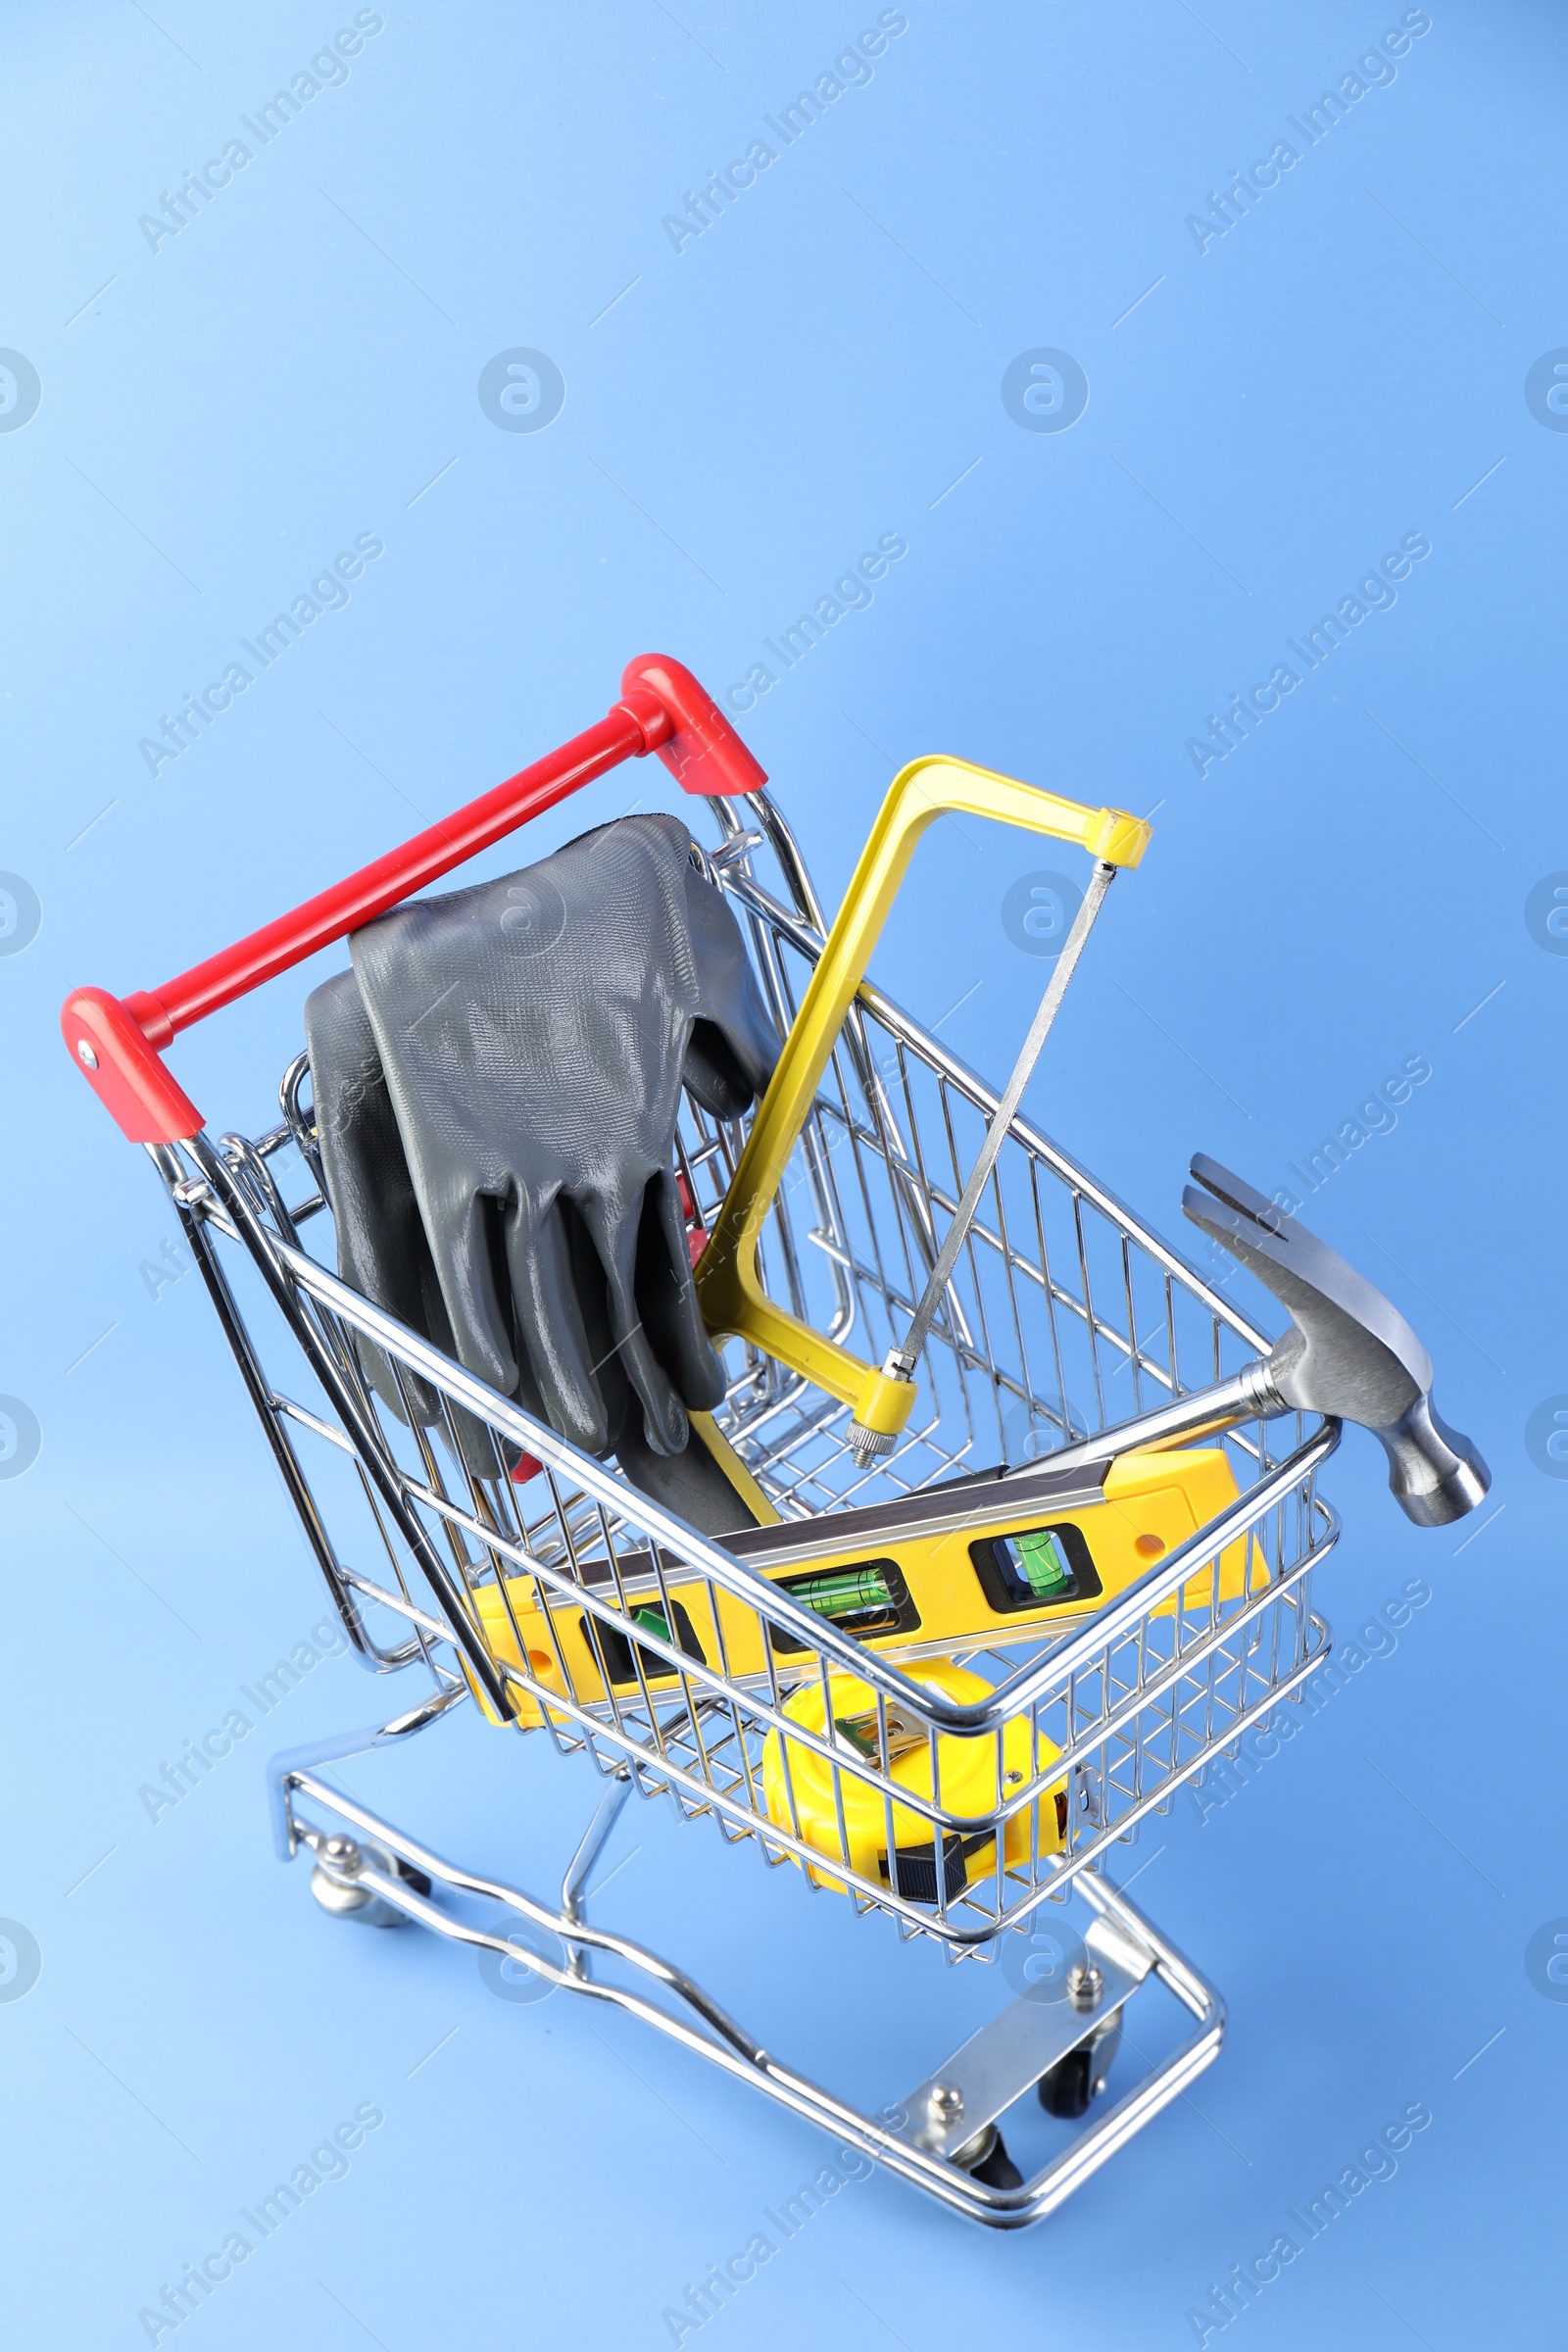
[67,659,1341,2225]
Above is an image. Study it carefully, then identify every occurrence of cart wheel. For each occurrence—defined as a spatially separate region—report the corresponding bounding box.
[1038,2046,1096,2119]
[309,1835,430,1929]
[960,2127,1023,2191]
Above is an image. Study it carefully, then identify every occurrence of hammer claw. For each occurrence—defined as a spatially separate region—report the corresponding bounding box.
[1182,1156,1490,1528]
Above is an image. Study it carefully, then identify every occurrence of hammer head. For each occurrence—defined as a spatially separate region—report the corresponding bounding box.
[1182,1155,1490,1528]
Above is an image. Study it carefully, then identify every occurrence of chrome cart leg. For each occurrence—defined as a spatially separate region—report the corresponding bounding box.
[270,1682,464,1926]
[268,1703,1225,2231]
[560,1767,633,1981]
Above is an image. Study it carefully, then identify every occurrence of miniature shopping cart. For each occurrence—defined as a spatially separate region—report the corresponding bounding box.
[67,656,1474,2228]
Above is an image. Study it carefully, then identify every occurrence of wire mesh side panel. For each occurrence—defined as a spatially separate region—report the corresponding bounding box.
[157,1074,1333,1964]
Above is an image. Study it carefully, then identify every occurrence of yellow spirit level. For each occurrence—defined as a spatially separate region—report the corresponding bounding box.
[466,1441,1259,1730]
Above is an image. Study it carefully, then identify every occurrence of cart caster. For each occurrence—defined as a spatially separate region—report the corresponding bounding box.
[310,1834,430,1929]
[953,2124,1023,2191]
[1037,2046,1096,2119]
[1038,2004,1121,2120]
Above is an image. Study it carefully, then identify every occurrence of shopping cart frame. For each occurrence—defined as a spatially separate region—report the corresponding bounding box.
[66,658,1340,2228]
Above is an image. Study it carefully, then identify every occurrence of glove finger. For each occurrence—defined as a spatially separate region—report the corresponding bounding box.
[305,967,442,1427]
[614,1409,759,1537]
[682,1021,761,1122]
[354,1338,426,1431]
[405,1258,505,1481]
[426,1188,518,1399]
[561,1203,634,1461]
[505,1192,610,1456]
[578,1188,689,1459]
[636,1169,727,1412]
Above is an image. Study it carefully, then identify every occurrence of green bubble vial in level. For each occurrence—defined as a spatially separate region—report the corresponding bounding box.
[791,1565,895,1621]
[1000,1527,1075,1598]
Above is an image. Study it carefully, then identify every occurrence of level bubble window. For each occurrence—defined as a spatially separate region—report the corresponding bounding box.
[767,1555,920,1655]
[969,1520,1102,1616]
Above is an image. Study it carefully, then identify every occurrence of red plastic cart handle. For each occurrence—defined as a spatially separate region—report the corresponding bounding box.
[62,655,766,1146]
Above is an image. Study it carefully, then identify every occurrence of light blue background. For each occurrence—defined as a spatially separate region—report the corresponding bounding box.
[2,3,1561,2344]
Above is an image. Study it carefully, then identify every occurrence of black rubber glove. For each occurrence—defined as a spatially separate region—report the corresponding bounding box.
[305,962,760,1531]
[303,967,515,1479]
[325,812,777,1467]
